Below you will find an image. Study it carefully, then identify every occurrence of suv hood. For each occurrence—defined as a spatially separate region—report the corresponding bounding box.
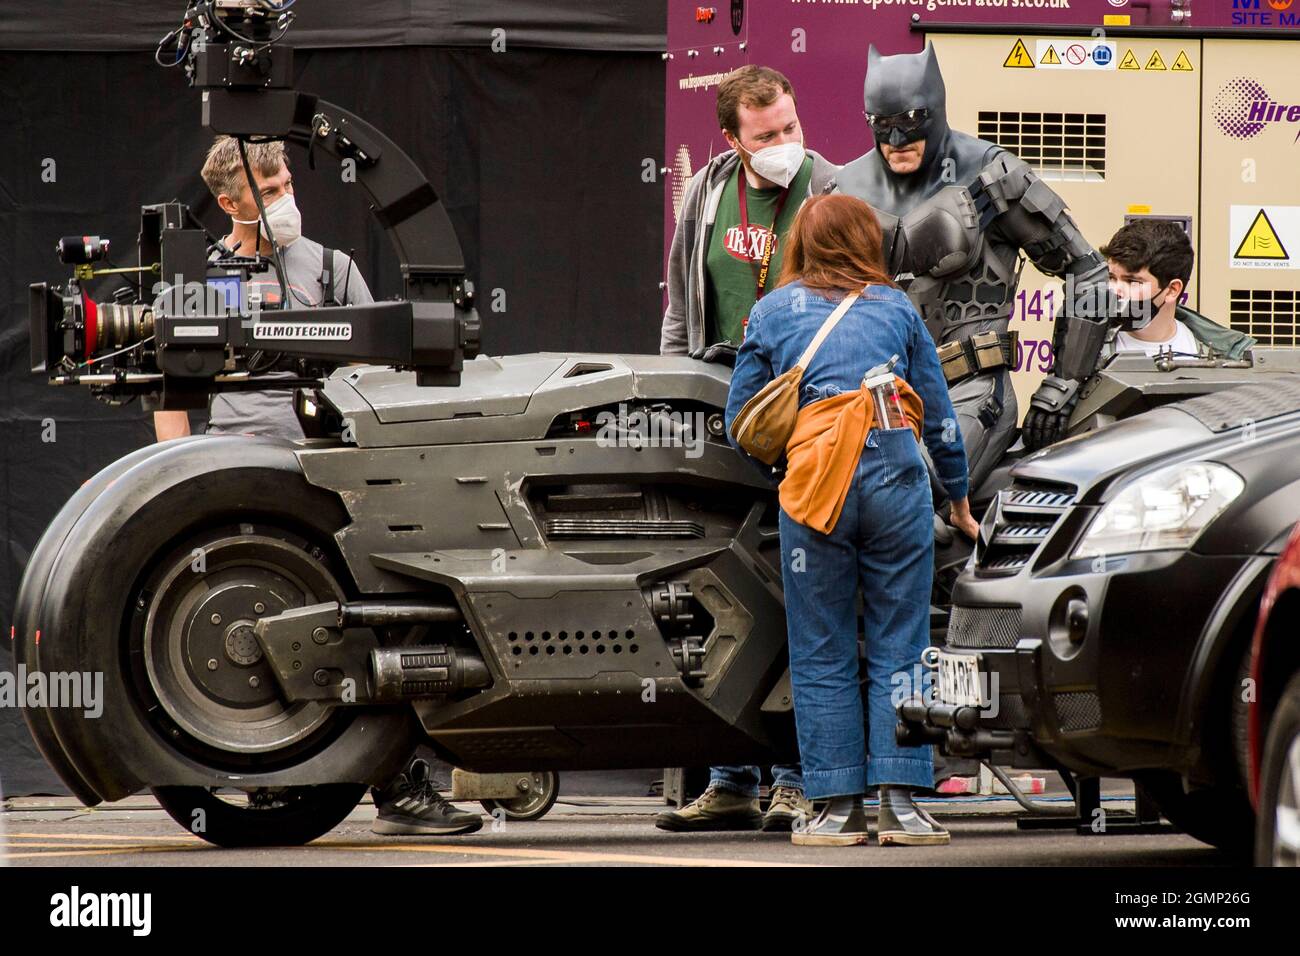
[1013,379,1300,503]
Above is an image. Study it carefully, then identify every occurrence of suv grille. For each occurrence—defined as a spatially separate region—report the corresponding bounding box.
[947,605,1022,649]
[974,481,1076,575]
[1054,691,1101,732]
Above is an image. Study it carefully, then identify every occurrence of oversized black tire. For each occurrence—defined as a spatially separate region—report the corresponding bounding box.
[153,784,367,847]
[13,437,211,805]
[29,437,415,808]
[1255,671,1300,866]
[1137,771,1254,857]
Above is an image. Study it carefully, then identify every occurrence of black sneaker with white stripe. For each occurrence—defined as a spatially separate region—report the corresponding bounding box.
[371,758,483,836]
[876,785,950,846]
[790,795,870,846]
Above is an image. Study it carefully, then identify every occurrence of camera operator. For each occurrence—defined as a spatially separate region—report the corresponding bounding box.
[152,135,374,441]
[152,135,484,838]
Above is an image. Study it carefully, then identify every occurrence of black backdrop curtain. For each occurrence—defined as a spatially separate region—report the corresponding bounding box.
[0,0,667,52]
[0,25,666,794]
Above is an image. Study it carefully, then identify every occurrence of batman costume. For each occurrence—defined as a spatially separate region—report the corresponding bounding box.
[833,43,1112,484]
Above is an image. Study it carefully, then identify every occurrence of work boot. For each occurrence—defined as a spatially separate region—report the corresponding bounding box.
[762,785,814,832]
[371,757,483,836]
[790,794,870,846]
[655,785,762,832]
[877,784,950,846]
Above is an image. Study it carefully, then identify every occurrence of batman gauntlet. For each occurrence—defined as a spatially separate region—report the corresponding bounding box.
[1023,375,1081,450]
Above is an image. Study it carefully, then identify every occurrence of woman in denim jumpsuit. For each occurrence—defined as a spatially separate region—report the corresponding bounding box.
[725,194,979,846]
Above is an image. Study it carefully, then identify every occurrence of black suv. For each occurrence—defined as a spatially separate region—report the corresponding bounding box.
[900,379,1300,853]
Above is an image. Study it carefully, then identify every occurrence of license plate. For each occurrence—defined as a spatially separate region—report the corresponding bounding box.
[937,651,983,707]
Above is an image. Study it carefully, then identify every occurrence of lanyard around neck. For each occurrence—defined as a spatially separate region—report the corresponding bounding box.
[736,168,791,301]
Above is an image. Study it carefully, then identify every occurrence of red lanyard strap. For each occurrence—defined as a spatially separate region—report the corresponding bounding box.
[737,171,791,301]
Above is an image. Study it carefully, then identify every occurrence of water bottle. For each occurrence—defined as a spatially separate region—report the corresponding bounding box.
[862,354,907,430]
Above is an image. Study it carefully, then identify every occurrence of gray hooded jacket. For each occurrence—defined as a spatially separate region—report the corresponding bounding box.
[659,148,839,357]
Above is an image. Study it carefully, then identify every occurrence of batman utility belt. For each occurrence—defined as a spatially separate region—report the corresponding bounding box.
[935,330,1019,387]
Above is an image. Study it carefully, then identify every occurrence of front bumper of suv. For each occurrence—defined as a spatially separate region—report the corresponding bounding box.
[898,480,1248,777]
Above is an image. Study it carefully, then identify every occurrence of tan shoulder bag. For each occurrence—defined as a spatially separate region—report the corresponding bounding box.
[729,289,863,465]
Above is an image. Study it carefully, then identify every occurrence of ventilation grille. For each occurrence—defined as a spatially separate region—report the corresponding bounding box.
[1173,378,1300,433]
[544,517,704,539]
[976,111,1105,181]
[507,628,640,658]
[947,605,1022,649]
[975,481,1076,575]
[1054,691,1101,732]
[986,693,1030,731]
[1229,289,1298,347]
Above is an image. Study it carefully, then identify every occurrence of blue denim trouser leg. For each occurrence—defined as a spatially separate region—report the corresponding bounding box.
[709,764,803,797]
[779,427,935,800]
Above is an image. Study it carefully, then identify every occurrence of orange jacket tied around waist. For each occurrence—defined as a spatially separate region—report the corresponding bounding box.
[778,376,925,535]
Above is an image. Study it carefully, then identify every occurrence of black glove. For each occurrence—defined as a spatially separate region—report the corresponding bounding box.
[700,342,738,367]
[1023,375,1081,451]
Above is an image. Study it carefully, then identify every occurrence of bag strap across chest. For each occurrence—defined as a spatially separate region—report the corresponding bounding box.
[794,288,863,371]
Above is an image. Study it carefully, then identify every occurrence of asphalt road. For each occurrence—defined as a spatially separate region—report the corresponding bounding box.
[1,786,1232,867]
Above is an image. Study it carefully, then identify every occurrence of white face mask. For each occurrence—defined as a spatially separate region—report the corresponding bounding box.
[738,137,806,188]
[233,192,302,247]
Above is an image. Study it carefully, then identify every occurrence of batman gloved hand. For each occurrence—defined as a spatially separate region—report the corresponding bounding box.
[1022,259,1113,451]
[1023,311,1110,450]
[1023,375,1080,450]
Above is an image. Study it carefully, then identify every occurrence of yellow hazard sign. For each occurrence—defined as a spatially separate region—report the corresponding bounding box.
[1004,38,1034,69]
[1235,209,1290,260]
[1040,44,1061,65]
[1171,50,1194,72]
[1118,49,1141,70]
[1145,49,1167,71]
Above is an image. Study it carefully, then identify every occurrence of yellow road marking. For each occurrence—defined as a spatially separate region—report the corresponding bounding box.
[398,859,585,867]
[5,834,816,866]
[2,844,209,859]
[9,831,206,842]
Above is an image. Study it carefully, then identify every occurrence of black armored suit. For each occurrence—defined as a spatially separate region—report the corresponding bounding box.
[833,43,1110,487]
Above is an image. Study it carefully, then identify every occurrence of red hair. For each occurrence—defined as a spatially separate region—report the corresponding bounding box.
[777,194,895,295]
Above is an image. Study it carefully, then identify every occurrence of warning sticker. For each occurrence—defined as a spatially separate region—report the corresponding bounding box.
[1230,206,1300,269]
[1004,38,1034,68]
[1034,38,1116,71]
[1171,50,1194,72]
[1118,49,1141,70]
[1145,49,1167,71]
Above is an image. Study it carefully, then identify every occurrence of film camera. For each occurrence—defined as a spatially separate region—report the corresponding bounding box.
[29,0,480,410]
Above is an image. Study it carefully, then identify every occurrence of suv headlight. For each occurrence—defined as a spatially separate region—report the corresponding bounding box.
[1071,461,1244,559]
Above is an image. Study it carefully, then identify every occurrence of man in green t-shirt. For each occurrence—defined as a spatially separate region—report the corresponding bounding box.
[705,143,815,345]
[660,65,839,360]
[657,66,838,834]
